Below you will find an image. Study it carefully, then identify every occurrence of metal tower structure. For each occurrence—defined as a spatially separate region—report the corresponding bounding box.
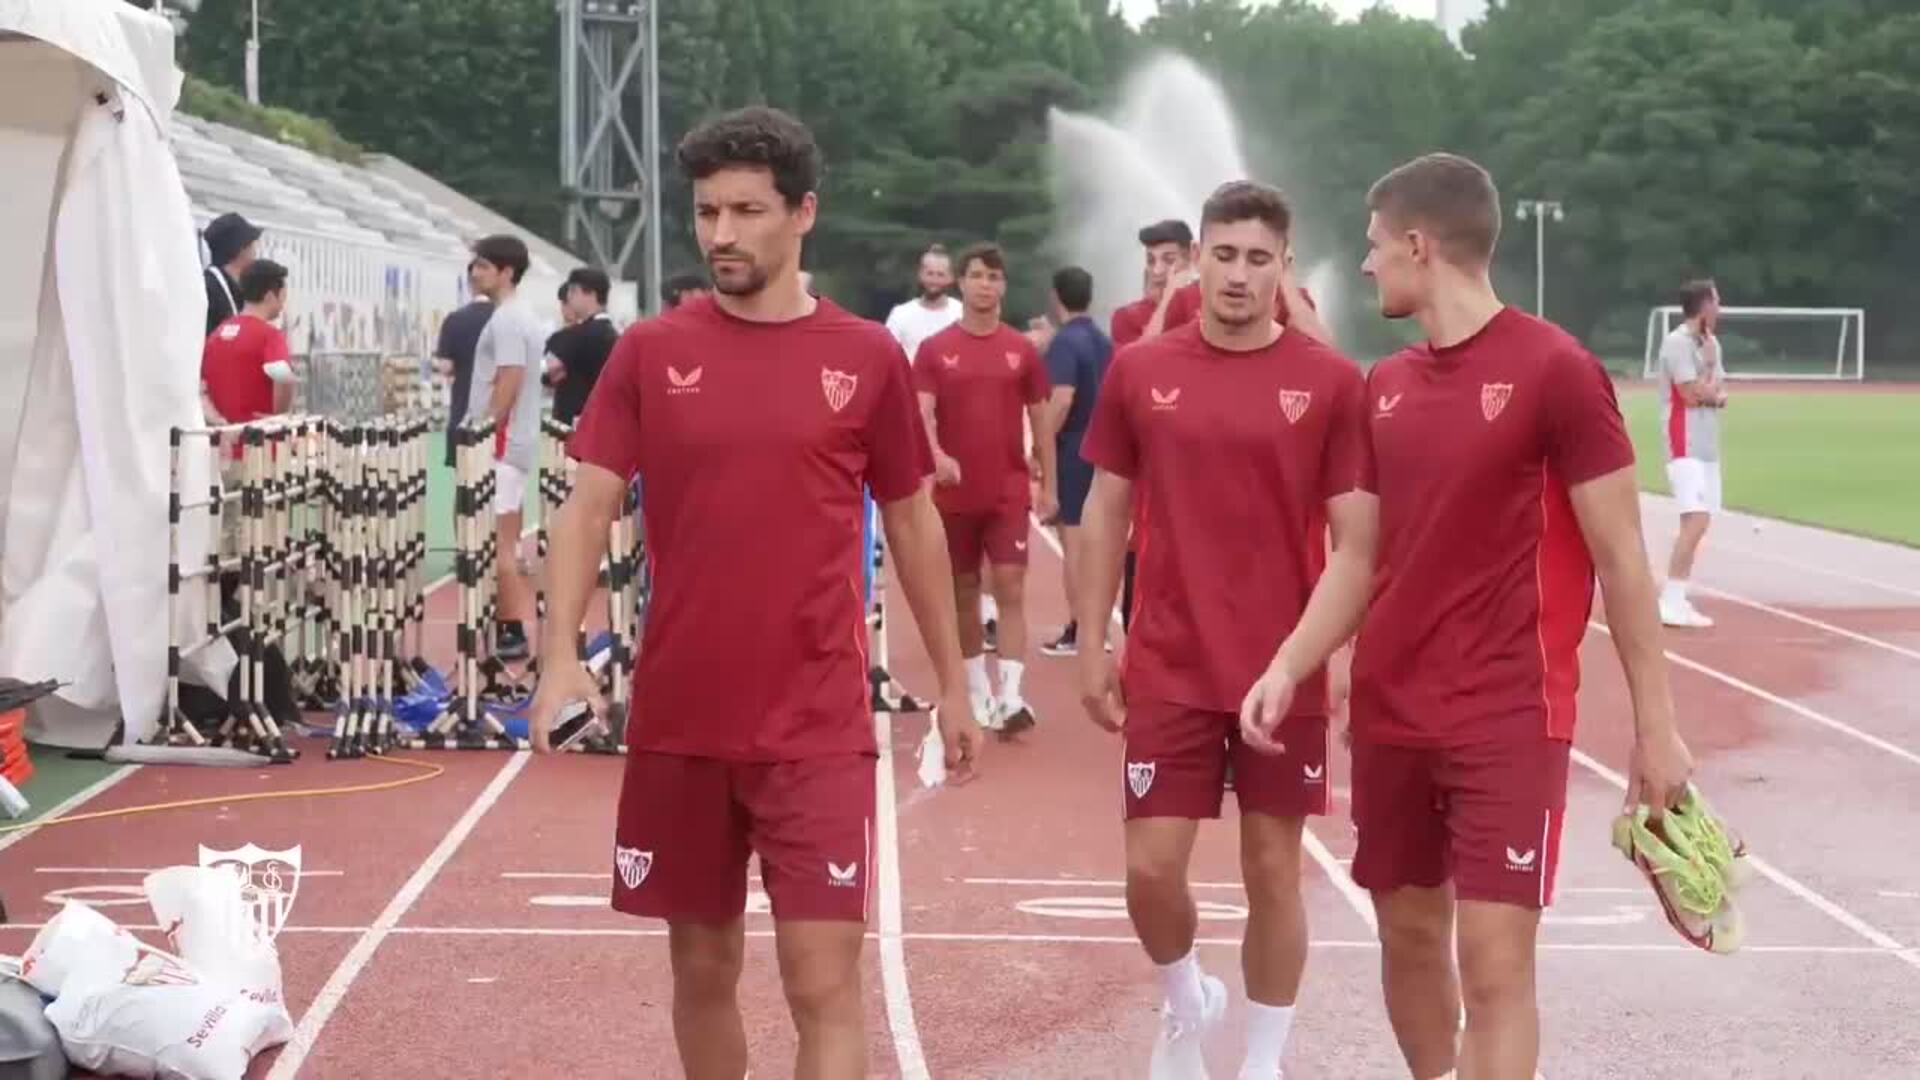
[560,0,663,315]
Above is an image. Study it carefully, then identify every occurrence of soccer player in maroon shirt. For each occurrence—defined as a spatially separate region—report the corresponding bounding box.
[1077,181,1375,1079]
[914,243,1057,734]
[1319,152,1691,1078]
[1110,218,1195,348]
[528,106,980,1080]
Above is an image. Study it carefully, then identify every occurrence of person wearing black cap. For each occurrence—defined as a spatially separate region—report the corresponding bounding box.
[202,212,263,336]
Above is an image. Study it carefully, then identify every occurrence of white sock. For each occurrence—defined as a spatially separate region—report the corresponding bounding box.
[1662,578,1689,606]
[965,655,991,700]
[1001,659,1025,702]
[981,594,999,621]
[1240,1001,1295,1077]
[1156,949,1206,1020]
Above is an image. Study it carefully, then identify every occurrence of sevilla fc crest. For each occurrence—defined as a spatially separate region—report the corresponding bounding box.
[615,845,653,890]
[1278,388,1311,425]
[1126,761,1156,799]
[1481,382,1514,421]
[198,842,301,944]
[821,368,858,413]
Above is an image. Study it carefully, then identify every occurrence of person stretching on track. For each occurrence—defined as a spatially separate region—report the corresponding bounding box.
[528,104,981,1080]
[1279,151,1693,1080]
[1076,180,1374,1080]
[913,242,1057,735]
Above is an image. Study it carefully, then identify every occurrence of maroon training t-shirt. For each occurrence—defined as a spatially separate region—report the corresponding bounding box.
[568,296,934,762]
[1350,306,1636,748]
[202,315,290,457]
[911,322,1047,514]
[1080,321,1370,716]
[1110,296,1156,348]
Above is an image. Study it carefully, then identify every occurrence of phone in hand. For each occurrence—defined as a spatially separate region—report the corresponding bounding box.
[549,700,601,751]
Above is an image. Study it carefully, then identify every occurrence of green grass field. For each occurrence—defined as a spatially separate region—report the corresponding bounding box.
[1619,385,1920,548]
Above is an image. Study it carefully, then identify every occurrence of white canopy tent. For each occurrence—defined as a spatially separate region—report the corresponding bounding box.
[0,0,228,749]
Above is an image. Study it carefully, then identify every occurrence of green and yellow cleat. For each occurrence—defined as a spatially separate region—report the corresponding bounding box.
[1612,785,1748,955]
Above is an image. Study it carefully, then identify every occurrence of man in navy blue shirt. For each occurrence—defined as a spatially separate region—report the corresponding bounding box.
[1038,265,1112,656]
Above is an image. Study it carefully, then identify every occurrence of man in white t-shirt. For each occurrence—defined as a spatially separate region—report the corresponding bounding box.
[1657,278,1729,629]
[467,234,550,659]
[885,244,963,359]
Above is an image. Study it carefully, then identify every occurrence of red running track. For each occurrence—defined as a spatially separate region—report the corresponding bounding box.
[2,494,1918,1077]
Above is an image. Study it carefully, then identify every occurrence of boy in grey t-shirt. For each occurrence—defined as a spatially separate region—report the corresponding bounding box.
[467,234,550,659]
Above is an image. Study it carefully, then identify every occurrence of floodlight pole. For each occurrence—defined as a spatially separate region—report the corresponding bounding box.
[560,0,663,314]
[246,0,261,105]
[1514,198,1564,316]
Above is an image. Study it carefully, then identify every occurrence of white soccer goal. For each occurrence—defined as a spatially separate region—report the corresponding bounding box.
[1642,306,1866,381]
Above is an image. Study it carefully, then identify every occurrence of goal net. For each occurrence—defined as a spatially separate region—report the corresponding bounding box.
[1642,306,1865,381]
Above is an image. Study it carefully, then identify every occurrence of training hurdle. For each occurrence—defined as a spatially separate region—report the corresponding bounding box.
[317,414,432,758]
[155,413,433,763]
[400,415,637,752]
[865,492,927,714]
[536,415,640,752]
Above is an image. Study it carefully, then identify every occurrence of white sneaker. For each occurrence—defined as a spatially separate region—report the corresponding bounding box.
[1149,973,1226,1080]
[1660,597,1714,629]
[996,694,1036,736]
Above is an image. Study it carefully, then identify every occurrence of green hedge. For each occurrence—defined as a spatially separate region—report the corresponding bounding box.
[178,75,363,164]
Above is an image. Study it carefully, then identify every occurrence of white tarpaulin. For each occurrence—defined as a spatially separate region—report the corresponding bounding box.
[0,0,227,748]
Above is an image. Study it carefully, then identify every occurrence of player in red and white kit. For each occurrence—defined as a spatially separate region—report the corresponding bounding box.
[528,106,980,1080]
[1077,181,1375,1079]
[1344,153,1694,1078]
[914,243,1057,734]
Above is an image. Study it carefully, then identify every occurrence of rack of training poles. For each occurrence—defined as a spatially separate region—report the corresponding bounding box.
[155,413,432,763]
[400,417,638,753]
[153,411,921,764]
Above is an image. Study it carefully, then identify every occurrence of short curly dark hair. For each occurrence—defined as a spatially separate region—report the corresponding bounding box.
[675,105,821,209]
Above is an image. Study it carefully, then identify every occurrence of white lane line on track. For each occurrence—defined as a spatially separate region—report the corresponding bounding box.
[267,750,531,1079]
[1029,515,1380,934]
[32,866,344,876]
[1304,827,1378,933]
[1569,747,1918,971]
[0,765,140,856]
[1588,620,1920,769]
[1709,540,1920,603]
[8,921,1899,957]
[876,708,930,1079]
[1687,582,1920,664]
[1030,514,1123,629]
[961,877,1246,889]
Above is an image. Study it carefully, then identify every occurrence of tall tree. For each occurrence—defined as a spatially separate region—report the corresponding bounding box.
[184,0,563,242]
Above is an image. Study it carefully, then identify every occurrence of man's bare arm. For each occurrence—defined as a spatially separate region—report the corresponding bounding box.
[1042,386,1075,443]
[879,483,966,694]
[1569,466,1693,807]
[1027,400,1058,508]
[490,366,525,425]
[537,463,627,661]
[1264,490,1377,681]
[916,392,947,456]
[1075,470,1132,652]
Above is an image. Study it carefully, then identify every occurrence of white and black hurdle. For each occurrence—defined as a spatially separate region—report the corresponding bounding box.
[864,493,928,714]
[157,414,433,763]
[319,414,433,759]
[533,415,639,754]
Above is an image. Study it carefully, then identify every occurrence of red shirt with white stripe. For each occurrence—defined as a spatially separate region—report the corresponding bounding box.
[567,296,934,761]
[1351,306,1635,747]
